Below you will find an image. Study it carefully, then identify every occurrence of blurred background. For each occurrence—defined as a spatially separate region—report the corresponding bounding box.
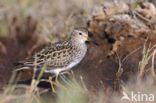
[0,0,102,41]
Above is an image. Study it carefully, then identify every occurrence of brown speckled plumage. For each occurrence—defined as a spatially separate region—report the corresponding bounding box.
[15,28,88,75]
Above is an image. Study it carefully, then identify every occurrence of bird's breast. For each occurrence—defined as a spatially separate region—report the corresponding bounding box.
[66,44,87,70]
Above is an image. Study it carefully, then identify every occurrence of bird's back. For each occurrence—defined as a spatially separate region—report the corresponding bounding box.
[14,39,87,72]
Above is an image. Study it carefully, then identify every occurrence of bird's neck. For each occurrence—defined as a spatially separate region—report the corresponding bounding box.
[70,37,86,47]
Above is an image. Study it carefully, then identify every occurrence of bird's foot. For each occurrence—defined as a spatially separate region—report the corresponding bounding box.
[49,76,56,93]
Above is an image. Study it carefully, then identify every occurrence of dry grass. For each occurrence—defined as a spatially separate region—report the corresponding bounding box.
[0,0,103,41]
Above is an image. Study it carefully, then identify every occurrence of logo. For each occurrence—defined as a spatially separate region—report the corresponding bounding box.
[121,91,155,102]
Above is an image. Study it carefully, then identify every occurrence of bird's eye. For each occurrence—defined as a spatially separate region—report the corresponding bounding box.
[79,32,82,35]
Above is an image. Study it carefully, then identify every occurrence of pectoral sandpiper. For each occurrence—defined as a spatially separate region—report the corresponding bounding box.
[15,27,89,92]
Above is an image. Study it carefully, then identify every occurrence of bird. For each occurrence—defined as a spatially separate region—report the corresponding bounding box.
[14,27,89,92]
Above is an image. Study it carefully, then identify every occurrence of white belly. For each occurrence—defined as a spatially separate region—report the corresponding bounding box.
[48,59,81,75]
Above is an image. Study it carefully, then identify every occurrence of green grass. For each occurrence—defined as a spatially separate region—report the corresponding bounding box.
[0,71,89,103]
[132,0,140,9]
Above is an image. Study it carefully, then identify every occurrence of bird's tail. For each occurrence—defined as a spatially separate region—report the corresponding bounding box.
[13,61,31,72]
[14,66,31,72]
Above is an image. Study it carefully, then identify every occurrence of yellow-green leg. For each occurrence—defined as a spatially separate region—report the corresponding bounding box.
[55,75,62,86]
[49,76,56,93]
[55,75,66,90]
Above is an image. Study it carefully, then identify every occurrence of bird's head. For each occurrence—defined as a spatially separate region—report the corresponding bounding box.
[71,28,88,44]
[71,27,99,46]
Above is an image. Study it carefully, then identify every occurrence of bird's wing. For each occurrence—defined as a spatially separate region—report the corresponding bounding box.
[15,40,74,71]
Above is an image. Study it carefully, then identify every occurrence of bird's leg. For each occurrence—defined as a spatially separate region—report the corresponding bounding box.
[55,74,67,90]
[49,76,56,93]
[55,74,62,86]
